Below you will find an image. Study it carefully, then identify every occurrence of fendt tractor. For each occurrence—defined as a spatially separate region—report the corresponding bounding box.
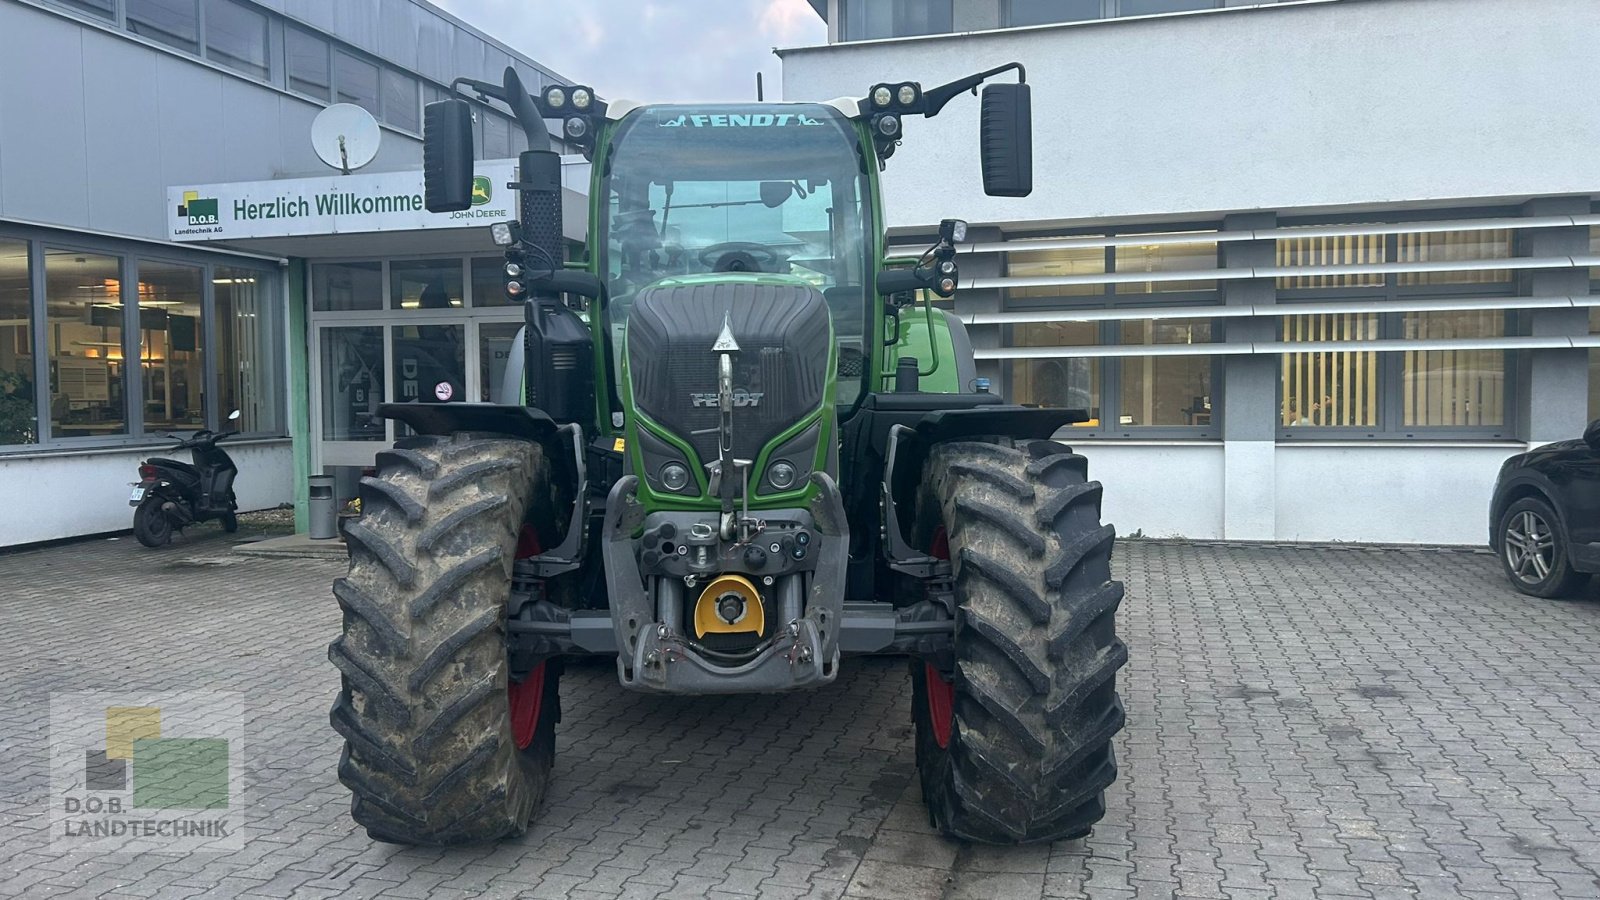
[328,63,1127,846]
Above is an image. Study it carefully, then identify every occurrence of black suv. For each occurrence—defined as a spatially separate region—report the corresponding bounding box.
[1489,418,1600,597]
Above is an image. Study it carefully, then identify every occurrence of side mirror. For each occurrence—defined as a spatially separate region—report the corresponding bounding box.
[423,99,475,213]
[979,83,1032,198]
[227,409,241,421]
[1585,417,1600,449]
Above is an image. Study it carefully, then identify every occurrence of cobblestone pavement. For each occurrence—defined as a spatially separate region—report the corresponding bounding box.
[2,530,1599,899]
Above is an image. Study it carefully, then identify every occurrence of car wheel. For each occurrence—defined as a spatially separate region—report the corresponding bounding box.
[1498,497,1587,599]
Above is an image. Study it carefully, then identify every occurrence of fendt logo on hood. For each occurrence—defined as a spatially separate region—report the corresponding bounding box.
[690,390,764,408]
[659,113,822,128]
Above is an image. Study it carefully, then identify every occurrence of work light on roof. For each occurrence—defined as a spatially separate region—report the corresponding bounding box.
[872,85,893,108]
[571,88,592,110]
[545,86,566,108]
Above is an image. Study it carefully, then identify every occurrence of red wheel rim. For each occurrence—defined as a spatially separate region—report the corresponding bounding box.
[925,662,955,749]
[509,524,545,750]
[926,526,955,748]
[509,662,545,750]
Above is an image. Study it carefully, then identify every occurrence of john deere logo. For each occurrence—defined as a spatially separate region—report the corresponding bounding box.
[176,191,218,226]
[470,176,492,206]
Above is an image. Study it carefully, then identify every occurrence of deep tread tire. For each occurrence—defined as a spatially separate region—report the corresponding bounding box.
[912,439,1127,843]
[330,433,559,845]
[133,499,173,547]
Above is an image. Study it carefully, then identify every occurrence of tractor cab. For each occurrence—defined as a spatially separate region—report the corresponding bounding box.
[598,102,871,406]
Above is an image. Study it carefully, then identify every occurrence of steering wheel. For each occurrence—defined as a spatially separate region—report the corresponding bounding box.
[698,242,780,273]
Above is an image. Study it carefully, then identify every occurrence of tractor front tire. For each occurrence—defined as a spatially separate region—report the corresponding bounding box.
[329,433,559,845]
[912,440,1127,843]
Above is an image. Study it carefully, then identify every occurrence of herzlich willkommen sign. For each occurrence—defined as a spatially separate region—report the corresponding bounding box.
[166,160,516,242]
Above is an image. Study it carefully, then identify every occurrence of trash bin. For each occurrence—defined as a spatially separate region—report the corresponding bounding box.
[308,474,338,540]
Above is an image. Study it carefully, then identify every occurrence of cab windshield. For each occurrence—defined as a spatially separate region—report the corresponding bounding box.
[601,103,870,403]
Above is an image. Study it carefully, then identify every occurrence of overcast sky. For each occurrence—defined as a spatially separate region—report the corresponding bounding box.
[431,0,826,103]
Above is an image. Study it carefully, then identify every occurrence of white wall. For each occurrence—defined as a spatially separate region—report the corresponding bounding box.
[1048,440,1518,545]
[1274,443,1511,545]
[1070,441,1226,540]
[781,0,1600,229]
[0,440,293,546]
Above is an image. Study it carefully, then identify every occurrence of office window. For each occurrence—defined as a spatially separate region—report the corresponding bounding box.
[136,261,205,430]
[1589,308,1598,422]
[841,0,952,40]
[1006,243,1105,299]
[214,266,278,434]
[1119,321,1212,426]
[390,259,463,311]
[382,69,420,133]
[286,27,331,101]
[0,241,36,446]
[1008,0,1102,26]
[1281,313,1380,427]
[45,250,126,438]
[1115,235,1217,294]
[472,257,513,307]
[1397,229,1512,285]
[1005,319,1214,432]
[204,0,269,80]
[1402,310,1504,427]
[127,0,200,54]
[335,51,381,115]
[312,261,382,311]
[1120,0,1220,15]
[1280,308,1508,435]
[1276,233,1386,289]
[52,0,115,20]
[1010,322,1101,419]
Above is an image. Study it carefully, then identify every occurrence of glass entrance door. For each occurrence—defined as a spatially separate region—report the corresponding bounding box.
[308,257,523,473]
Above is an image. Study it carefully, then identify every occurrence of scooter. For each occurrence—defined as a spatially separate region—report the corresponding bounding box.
[129,410,242,548]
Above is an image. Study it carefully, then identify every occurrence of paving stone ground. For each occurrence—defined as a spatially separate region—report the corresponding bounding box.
[2,527,1599,899]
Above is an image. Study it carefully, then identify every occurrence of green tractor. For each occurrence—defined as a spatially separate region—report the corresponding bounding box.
[329,64,1126,845]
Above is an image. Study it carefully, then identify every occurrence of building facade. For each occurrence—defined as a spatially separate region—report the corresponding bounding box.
[783,0,1600,544]
[0,0,578,546]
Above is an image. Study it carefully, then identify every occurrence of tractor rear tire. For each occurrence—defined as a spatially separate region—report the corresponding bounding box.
[911,439,1127,843]
[329,432,560,845]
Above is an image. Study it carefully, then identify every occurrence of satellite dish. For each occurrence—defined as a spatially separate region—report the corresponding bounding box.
[311,103,381,174]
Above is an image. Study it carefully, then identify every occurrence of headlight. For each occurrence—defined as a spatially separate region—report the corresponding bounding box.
[564,117,588,138]
[490,222,514,246]
[897,84,917,106]
[872,86,892,108]
[660,462,691,492]
[571,88,592,109]
[876,115,900,138]
[767,460,797,491]
[545,86,566,108]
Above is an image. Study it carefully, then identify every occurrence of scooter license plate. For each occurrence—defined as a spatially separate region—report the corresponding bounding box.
[129,487,146,504]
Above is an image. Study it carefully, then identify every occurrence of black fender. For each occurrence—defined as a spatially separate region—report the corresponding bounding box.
[379,402,586,560]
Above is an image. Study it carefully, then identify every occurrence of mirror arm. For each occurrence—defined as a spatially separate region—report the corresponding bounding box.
[450,73,551,153]
[922,62,1026,118]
